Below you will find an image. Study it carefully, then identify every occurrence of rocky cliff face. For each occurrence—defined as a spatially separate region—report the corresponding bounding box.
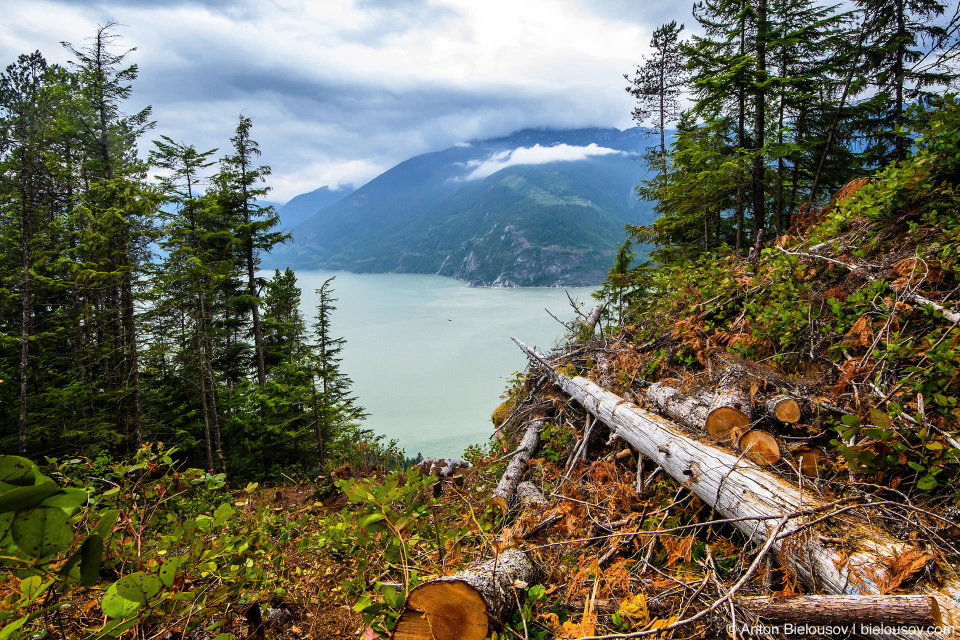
[449,224,604,287]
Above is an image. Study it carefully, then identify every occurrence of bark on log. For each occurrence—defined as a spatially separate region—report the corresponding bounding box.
[562,595,941,627]
[490,419,542,515]
[766,395,802,423]
[585,305,602,330]
[646,376,752,443]
[516,481,547,508]
[392,549,535,640]
[736,595,942,627]
[512,337,960,639]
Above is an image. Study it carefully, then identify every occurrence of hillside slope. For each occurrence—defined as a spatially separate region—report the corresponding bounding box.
[264,128,657,286]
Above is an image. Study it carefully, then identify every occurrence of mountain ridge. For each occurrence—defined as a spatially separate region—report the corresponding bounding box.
[264,127,657,286]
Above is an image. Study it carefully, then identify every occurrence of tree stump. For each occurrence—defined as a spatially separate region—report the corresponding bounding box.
[392,549,535,640]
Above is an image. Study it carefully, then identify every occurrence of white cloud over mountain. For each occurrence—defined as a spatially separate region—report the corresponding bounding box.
[464,143,626,180]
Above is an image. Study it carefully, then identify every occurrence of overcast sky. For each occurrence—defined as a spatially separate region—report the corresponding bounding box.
[0,0,687,201]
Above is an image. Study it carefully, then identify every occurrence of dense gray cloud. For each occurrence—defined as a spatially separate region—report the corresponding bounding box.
[0,0,684,201]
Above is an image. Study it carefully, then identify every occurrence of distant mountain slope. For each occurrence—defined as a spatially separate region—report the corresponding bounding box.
[265,128,656,286]
[276,185,354,231]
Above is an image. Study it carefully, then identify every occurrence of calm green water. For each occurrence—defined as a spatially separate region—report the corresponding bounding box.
[294,271,596,458]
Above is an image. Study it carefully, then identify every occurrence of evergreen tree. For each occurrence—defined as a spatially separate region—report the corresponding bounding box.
[62,24,159,449]
[262,268,306,369]
[625,21,689,176]
[856,0,955,164]
[218,116,287,389]
[149,137,228,472]
[0,52,62,454]
[312,277,365,468]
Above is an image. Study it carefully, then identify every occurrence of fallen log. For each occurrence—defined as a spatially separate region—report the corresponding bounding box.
[490,419,542,515]
[392,549,535,640]
[646,375,752,443]
[736,595,942,627]
[561,595,941,627]
[512,337,960,638]
[516,481,547,508]
[774,246,960,324]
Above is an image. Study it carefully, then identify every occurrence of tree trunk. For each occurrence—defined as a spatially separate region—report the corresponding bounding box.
[752,0,768,246]
[199,287,226,474]
[562,595,942,628]
[393,549,535,640]
[512,338,960,635]
[122,264,143,449]
[585,305,602,331]
[735,595,941,628]
[491,419,542,515]
[19,203,30,455]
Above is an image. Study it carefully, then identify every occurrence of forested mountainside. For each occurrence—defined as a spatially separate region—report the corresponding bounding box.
[264,127,657,287]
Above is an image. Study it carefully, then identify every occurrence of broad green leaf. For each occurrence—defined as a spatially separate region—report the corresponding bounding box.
[92,510,120,539]
[213,634,235,640]
[41,488,88,512]
[0,481,63,515]
[0,614,29,640]
[79,534,104,586]
[0,512,12,544]
[353,593,372,612]
[20,575,42,601]
[11,507,72,558]
[359,513,385,529]
[114,571,162,604]
[195,515,212,533]
[917,475,938,491]
[159,556,183,588]
[100,584,141,619]
[212,503,234,527]
[0,457,41,487]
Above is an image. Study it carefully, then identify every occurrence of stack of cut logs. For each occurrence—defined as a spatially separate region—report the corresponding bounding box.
[388,339,959,640]
[645,364,822,471]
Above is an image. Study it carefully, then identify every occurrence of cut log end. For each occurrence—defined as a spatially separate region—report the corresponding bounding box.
[794,446,826,475]
[490,495,508,517]
[705,406,751,442]
[395,580,489,640]
[737,430,781,465]
[767,395,802,423]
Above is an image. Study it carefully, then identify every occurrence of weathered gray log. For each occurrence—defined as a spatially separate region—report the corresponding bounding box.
[512,337,960,638]
[392,549,535,640]
[490,419,542,515]
[585,305,602,330]
[415,458,471,478]
[646,374,752,442]
[736,595,942,627]
[516,481,547,508]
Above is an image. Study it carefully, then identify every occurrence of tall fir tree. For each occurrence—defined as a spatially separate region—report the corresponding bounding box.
[218,116,287,390]
[625,21,689,177]
[312,277,365,468]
